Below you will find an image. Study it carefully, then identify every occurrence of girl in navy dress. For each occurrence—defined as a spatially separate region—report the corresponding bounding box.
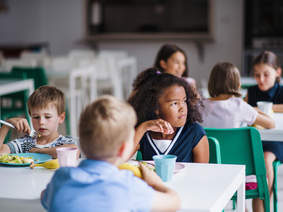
[128,68,209,163]
[245,51,283,211]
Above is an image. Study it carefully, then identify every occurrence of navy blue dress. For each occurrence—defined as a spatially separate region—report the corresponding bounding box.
[139,122,206,162]
[248,83,283,162]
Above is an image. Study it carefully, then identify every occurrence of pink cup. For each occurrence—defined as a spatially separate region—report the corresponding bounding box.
[56,147,78,167]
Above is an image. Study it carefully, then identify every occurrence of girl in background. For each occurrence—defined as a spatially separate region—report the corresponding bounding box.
[245,51,283,112]
[245,51,283,212]
[201,62,274,129]
[154,44,197,89]
[128,68,209,163]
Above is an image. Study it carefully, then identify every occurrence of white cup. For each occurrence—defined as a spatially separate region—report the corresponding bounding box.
[56,147,78,167]
[257,101,273,115]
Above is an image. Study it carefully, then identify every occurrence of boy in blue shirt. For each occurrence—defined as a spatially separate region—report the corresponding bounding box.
[41,95,180,212]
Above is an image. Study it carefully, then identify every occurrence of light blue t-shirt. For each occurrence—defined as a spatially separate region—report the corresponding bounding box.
[41,159,154,212]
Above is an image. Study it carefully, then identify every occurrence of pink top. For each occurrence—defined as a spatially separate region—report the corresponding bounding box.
[201,97,258,128]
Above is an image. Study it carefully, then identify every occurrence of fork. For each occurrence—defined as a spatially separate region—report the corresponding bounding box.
[0,120,40,139]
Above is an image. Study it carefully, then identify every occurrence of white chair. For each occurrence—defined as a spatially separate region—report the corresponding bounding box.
[94,55,124,100]
[20,51,49,66]
[69,65,97,138]
[68,49,96,68]
[117,56,138,98]
[2,58,37,71]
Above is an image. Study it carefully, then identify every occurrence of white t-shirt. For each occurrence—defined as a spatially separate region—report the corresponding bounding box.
[201,97,258,128]
[152,138,172,153]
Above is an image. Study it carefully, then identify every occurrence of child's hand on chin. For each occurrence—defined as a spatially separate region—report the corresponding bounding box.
[145,119,174,134]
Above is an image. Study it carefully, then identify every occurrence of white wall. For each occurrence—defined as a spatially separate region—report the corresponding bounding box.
[0,0,84,55]
[0,0,243,86]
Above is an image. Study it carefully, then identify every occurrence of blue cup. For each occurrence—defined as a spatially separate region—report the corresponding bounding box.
[153,154,177,182]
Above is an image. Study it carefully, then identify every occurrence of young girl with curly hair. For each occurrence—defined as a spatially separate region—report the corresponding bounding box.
[128,68,209,162]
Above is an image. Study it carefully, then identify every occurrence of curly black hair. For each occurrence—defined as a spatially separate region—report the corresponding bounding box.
[128,68,202,127]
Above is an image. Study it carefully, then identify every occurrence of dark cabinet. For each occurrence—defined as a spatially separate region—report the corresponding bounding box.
[85,0,213,41]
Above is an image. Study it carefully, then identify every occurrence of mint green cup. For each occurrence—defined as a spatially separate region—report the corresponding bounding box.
[153,155,177,182]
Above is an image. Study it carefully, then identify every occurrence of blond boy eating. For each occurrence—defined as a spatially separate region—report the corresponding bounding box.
[0,85,77,158]
[41,95,180,212]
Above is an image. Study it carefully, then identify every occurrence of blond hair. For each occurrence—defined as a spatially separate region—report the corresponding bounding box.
[27,85,65,115]
[79,95,137,160]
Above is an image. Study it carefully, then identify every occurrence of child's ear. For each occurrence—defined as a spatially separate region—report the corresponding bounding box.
[117,142,127,157]
[58,112,65,124]
[160,60,167,70]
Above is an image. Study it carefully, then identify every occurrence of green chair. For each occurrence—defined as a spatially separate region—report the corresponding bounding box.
[1,67,48,121]
[273,160,282,212]
[0,71,29,142]
[208,136,221,164]
[205,127,270,212]
[136,150,143,161]
[11,66,48,89]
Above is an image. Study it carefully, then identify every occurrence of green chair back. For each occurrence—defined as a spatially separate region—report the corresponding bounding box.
[11,66,48,89]
[0,71,29,143]
[0,71,29,119]
[208,136,221,164]
[205,127,270,212]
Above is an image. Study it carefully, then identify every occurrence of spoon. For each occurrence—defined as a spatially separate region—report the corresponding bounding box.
[0,120,40,139]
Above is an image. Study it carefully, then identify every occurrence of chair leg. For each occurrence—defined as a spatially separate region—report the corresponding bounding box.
[273,160,281,212]
[264,196,271,212]
[233,199,236,210]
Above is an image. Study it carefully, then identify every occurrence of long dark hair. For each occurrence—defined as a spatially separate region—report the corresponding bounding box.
[252,51,281,83]
[128,68,201,126]
[154,44,189,77]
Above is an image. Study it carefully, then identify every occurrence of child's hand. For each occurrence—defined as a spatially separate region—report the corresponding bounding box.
[140,163,164,188]
[6,118,31,135]
[144,119,174,134]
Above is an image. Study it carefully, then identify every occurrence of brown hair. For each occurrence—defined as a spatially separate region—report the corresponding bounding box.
[27,85,65,115]
[79,95,137,160]
[252,51,281,83]
[154,44,189,77]
[208,62,241,97]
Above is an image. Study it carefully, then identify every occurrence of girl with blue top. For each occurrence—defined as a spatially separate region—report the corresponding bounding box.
[245,51,283,212]
[128,68,209,163]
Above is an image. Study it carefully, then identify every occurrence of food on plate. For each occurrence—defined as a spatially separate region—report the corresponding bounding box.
[118,161,156,178]
[0,154,34,164]
[118,163,142,178]
[30,159,59,169]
